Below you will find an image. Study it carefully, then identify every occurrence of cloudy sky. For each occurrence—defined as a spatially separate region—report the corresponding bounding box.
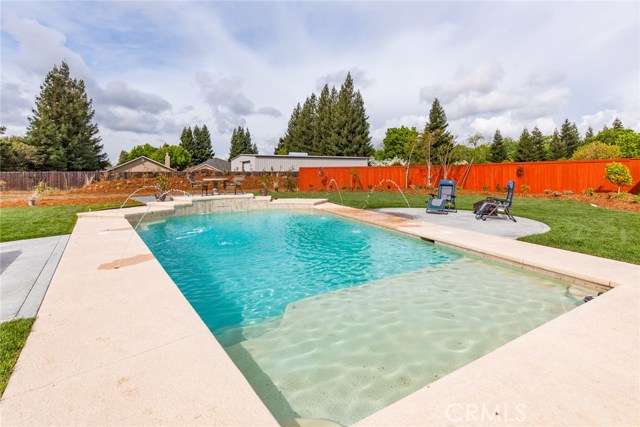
[1,1,638,164]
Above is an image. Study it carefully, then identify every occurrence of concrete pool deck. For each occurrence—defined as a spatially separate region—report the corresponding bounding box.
[1,195,638,426]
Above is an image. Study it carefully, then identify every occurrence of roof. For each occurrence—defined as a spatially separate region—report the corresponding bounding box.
[190,157,232,172]
[107,156,174,173]
[230,154,369,161]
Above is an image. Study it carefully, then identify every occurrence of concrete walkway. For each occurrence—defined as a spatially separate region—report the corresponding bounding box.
[373,208,549,239]
[0,235,69,322]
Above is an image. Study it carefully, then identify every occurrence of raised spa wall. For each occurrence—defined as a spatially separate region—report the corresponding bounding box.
[124,194,328,224]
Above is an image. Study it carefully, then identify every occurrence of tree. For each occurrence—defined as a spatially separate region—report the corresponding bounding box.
[332,73,355,156]
[503,137,517,161]
[117,150,128,165]
[435,141,463,179]
[489,129,508,163]
[466,132,485,148]
[530,126,546,161]
[191,124,214,164]
[180,127,194,155]
[604,162,633,193]
[560,119,582,158]
[571,142,622,160]
[584,126,594,142]
[279,72,372,157]
[347,90,373,157]
[588,127,640,158]
[612,117,624,129]
[151,144,191,170]
[228,126,256,161]
[277,103,302,154]
[314,84,336,155]
[127,143,157,161]
[0,136,41,170]
[547,128,565,160]
[380,126,419,160]
[425,98,453,154]
[296,94,317,154]
[26,61,107,170]
[515,128,536,162]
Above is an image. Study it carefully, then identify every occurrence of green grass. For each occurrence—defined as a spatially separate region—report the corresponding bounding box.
[0,202,139,243]
[269,191,640,265]
[0,318,35,397]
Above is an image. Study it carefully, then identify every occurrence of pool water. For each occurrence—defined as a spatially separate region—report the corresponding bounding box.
[136,210,587,425]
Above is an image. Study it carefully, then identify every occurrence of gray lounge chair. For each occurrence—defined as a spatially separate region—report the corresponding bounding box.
[474,180,517,222]
[426,180,457,214]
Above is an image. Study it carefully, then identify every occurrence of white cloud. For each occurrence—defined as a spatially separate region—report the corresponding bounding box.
[2,13,91,80]
[1,1,638,163]
[97,81,172,114]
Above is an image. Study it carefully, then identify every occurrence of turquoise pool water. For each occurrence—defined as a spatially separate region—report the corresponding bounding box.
[136,210,587,425]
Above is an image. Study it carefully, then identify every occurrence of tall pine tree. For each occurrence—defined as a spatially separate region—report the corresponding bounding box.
[191,124,214,164]
[26,61,107,170]
[278,72,371,157]
[560,119,582,158]
[348,90,373,157]
[313,84,336,155]
[530,126,546,161]
[548,128,565,160]
[228,126,257,161]
[515,128,536,162]
[489,129,507,163]
[180,127,194,155]
[424,98,453,156]
[584,126,594,143]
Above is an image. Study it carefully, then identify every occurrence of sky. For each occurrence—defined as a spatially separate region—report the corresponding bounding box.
[1,1,639,164]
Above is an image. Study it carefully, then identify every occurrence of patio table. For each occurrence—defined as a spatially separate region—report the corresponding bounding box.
[203,177,229,195]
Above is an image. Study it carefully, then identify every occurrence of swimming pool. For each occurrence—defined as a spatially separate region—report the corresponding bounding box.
[136,209,587,425]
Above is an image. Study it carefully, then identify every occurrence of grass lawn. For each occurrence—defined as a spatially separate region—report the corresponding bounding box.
[0,318,35,397]
[0,202,139,243]
[268,191,640,265]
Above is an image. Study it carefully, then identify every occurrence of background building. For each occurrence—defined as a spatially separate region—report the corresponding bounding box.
[230,153,368,173]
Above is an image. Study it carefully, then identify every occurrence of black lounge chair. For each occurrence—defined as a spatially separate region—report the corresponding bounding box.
[426,179,457,214]
[474,180,517,222]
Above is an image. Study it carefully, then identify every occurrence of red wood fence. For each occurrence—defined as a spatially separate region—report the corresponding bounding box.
[299,159,640,194]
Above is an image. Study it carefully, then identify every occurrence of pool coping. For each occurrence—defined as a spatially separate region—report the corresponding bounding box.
[1,196,638,426]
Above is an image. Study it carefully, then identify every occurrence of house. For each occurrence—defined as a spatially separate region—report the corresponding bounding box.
[107,156,175,174]
[189,157,232,174]
[230,153,369,173]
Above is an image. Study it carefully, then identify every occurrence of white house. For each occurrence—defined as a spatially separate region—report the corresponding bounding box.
[230,153,369,172]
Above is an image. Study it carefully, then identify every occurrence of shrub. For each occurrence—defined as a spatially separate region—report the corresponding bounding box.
[632,195,640,204]
[605,162,633,193]
[563,190,574,195]
[553,191,562,197]
[284,171,296,192]
[609,192,628,199]
[543,189,552,195]
[582,188,595,196]
[495,183,502,192]
[482,184,489,193]
[0,180,7,191]
[571,142,622,160]
[521,184,530,195]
